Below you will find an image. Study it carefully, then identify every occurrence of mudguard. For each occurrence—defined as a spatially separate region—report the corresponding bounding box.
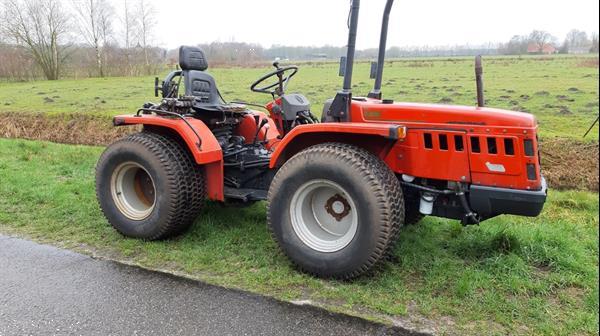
[113,115,224,201]
[269,122,406,168]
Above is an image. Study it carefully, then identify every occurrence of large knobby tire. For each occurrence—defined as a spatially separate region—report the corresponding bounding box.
[96,132,205,240]
[267,143,404,279]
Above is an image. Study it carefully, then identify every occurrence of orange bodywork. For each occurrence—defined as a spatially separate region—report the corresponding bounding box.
[269,122,405,167]
[113,115,225,201]
[348,99,542,191]
[113,96,542,201]
[237,112,281,150]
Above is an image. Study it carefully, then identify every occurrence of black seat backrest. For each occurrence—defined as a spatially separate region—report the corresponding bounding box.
[179,46,223,105]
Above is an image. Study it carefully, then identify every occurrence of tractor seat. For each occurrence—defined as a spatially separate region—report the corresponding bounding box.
[179,46,224,106]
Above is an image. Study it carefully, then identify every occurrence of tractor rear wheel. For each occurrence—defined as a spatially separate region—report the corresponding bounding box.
[267,143,404,279]
[96,132,205,240]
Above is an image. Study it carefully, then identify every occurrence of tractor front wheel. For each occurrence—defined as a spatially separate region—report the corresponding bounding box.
[267,143,404,279]
[96,132,205,240]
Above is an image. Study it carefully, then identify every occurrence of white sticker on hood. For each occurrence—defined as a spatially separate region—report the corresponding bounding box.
[486,162,506,173]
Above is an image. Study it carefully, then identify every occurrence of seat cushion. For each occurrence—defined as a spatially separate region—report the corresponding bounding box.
[179,46,208,71]
[190,78,212,103]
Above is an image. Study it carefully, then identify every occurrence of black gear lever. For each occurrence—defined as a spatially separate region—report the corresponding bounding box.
[253,119,269,144]
[273,61,285,96]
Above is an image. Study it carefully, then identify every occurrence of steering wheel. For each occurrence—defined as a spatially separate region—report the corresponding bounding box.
[251,62,298,97]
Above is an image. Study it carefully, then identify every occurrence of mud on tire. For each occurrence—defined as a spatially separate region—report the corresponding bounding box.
[267,143,405,279]
[96,131,205,240]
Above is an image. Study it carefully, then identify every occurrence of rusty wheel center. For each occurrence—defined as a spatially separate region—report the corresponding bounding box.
[134,170,155,207]
[325,194,351,221]
[290,180,358,253]
[110,162,156,221]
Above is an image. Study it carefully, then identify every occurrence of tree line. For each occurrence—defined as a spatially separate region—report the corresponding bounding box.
[499,29,599,55]
[0,0,162,80]
[0,0,598,81]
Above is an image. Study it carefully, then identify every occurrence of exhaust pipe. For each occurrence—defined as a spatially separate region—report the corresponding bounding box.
[368,0,395,100]
[475,55,485,107]
[342,0,360,92]
[328,0,360,122]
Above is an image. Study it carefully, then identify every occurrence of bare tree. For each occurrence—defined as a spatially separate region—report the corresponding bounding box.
[121,0,136,49]
[501,35,529,55]
[137,0,156,74]
[591,33,599,53]
[564,29,590,52]
[528,30,555,53]
[0,0,71,80]
[72,0,114,77]
[119,0,138,73]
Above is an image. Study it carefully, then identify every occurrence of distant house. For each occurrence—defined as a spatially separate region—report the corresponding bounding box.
[307,53,328,60]
[527,43,557,54]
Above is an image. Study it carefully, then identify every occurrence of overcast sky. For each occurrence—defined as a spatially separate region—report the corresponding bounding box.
[138,0,599,49]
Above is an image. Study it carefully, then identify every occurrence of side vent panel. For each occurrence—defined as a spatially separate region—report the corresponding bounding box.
[395,129,470,182]
[504,138,515,155]
[524,139,535,156]
[439,134,449,150]
[424,133,433,149]
[470,137,481,153]
[454,135,464,151]
[487,137,498,154]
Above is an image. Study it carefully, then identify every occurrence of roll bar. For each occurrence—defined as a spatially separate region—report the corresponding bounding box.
[329,0,395,121]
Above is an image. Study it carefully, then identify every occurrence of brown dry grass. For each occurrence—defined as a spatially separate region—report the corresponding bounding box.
[576,57,599,68]
[1,112,598,192]
[540,138,599,192]
[0,112,139,146]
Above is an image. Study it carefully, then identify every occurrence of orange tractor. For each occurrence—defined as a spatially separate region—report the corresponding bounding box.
[96,0,547,279]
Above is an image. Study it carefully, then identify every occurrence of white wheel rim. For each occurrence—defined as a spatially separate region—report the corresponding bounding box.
[290,180,358,253]
[110,162,156,221]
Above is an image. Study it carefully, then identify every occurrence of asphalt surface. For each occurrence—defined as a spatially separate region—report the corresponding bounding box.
[0,235,420,336]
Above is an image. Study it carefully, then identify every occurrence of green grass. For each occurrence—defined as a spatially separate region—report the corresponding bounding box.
[0,138,597,335]
[0,55,598,140]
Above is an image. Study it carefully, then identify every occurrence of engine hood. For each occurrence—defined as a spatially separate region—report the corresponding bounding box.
[353,100,537,129]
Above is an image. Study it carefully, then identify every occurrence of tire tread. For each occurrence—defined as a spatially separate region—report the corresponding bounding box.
[267,142,404,279]
[96,131,205,240]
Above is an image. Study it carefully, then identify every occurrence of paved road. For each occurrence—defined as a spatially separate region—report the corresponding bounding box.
[0,235,421,336]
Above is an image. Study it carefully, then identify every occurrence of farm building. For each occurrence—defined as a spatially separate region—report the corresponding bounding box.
[527,43,557,54]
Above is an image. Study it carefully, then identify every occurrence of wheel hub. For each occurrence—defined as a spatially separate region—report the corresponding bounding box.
[324,194,351,221]
[110,162,156,221]
[290,180,358,253]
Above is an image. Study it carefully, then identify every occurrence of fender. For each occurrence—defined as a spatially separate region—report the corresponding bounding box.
[269,122,406,168]
[113,114,225,201]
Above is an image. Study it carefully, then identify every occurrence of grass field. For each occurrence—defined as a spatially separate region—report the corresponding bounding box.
[0,55,598,140]
[0,138,598,335]
[0,55,598,334]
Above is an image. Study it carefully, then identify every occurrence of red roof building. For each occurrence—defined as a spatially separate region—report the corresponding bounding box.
[527,43,557,54]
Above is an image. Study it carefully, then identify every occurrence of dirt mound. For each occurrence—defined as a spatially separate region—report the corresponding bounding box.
[0,112,139,146]
[1,112,598,192]
[540,138,599,192]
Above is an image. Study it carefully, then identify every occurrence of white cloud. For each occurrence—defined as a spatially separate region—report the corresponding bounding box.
[113,0,599,49]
